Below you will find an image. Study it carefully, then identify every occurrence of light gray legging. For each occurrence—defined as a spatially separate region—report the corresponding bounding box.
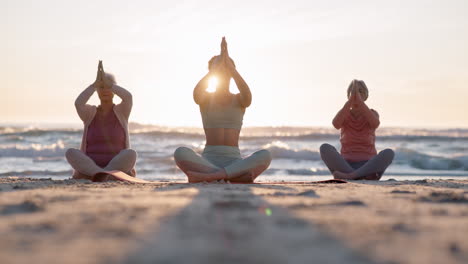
[319,143,394,179]
[174,146,272,179]
[65,148,137,177]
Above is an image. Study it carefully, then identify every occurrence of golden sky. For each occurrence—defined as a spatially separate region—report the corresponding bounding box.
[2,0,468,127]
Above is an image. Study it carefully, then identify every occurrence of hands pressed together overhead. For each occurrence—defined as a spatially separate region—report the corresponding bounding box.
[93,60,113,90]
[210,37,236,75]
[347,80,366,108]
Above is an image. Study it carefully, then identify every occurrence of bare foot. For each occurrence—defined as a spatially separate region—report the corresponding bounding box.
[186,170,227,183]
[72,172,93,181]
[332,171,356,180]
[359,173,381,180]
[106,175,120,181]
[228,171,254,183]
[92,172,109,182]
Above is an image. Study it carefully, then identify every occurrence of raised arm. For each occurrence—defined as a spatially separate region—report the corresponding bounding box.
[355,91,380,128]
[222,37,252,107]
[231,69,251,108]
[193,72,212,105]
[75,61,104,122]
[112,85,133,119]
[350,81,380,128]
[74,84,96,122]
[332,100,351,129]
[98,62,133,119]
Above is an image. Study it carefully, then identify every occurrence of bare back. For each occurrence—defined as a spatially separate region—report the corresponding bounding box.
[204,128,241,146]
[199,93,245,146]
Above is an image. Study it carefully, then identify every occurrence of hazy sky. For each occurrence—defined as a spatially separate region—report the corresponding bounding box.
[2,0,467,127]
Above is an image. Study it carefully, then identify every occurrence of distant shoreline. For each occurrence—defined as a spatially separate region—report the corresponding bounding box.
[2,122,468,130]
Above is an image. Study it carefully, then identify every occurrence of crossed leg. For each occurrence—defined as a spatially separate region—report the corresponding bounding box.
[66,148,137,182]
[174,147,223,183]
[319,143,394,180]
[174,147,272,183]
[320,144,355,176]
[224,149,272,183]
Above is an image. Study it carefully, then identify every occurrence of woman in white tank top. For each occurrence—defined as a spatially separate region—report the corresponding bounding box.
[173,37,272,183]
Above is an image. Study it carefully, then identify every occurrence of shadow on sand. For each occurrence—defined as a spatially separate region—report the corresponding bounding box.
[120,183,371,264]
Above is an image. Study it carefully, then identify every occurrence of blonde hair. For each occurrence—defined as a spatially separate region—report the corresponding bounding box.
[347,79,369,101]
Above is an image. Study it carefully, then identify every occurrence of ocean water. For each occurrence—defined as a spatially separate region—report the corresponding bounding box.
[1,123,468,181]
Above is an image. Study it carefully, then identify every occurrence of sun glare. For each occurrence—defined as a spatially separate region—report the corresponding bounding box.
[206,77,218,93]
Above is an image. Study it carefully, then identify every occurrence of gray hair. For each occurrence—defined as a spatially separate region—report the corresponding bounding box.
[104,73,117,84]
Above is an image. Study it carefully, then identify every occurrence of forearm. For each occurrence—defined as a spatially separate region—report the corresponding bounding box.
[360,103,380,128]
[112,84,133,118]
[75,84,95,107]
[112,84,132,102]
[231,69,251,107]
[332,103,350,129]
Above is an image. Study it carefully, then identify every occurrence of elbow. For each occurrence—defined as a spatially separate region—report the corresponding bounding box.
[369,119,380,129]
[373,120,380,129]
[193,89,205,105]
[74,99,81,109]
[193,94,200,105]
[120,90,133,105]
[332,120,341,130]
[126,95,133,110]
[240,92,252,108]
[193,89,199,104]
[242,98,252,108]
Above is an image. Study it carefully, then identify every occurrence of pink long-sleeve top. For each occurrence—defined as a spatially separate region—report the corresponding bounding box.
[340,110,379,162]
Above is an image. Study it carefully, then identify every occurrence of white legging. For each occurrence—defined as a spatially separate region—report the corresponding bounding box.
[174,146,272,179]
[65,148,137,178]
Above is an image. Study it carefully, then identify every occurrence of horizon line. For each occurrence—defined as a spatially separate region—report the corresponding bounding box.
[1,121,468,130]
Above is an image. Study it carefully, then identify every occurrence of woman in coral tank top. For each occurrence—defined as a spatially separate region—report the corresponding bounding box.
[320,80,394,180]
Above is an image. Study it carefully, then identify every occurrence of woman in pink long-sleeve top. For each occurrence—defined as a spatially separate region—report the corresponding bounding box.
[320,79,394,180]
[66,61,137,181]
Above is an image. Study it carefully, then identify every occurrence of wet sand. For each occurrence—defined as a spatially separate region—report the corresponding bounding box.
[0,177,467,264]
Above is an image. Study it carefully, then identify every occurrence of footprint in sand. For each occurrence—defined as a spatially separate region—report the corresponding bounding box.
[297,190,319,198]
[267,190,320,198]
[391,190,416,194]
[1,199,44,215]
[418,191,468,204]
[392,223,418,234]
[330,200,366,207]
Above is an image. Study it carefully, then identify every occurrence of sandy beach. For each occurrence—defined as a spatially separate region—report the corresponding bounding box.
[0,177,467,264]
[3,1,468,263]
